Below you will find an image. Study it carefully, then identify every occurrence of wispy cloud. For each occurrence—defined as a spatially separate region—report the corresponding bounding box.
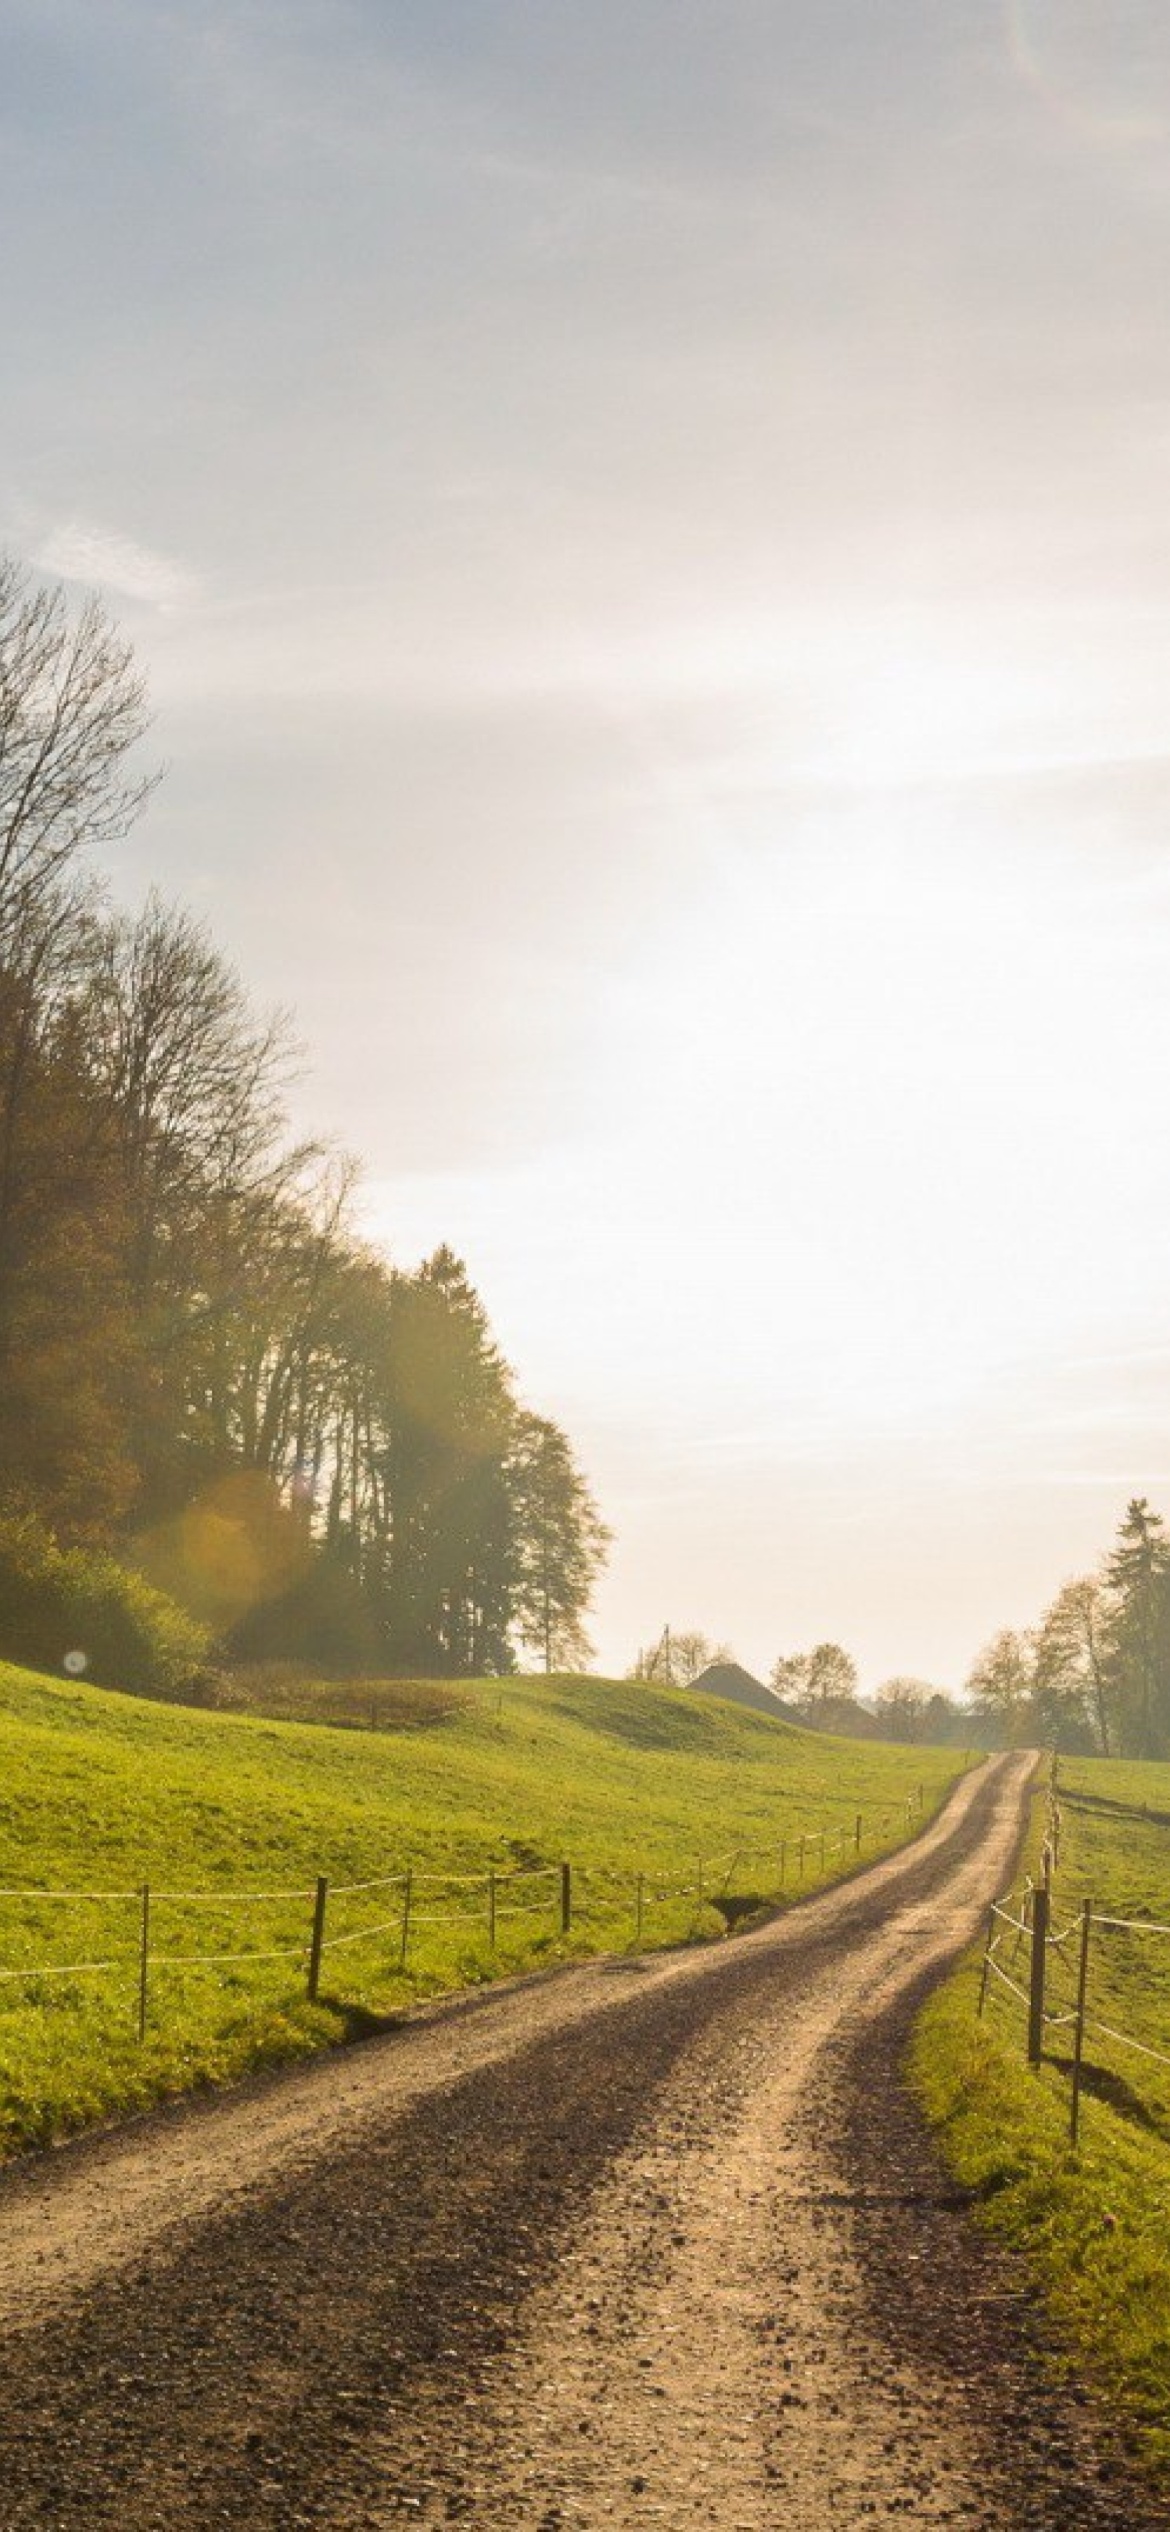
[32,521,197,611]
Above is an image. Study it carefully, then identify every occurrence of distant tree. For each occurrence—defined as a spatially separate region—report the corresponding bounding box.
[965,1628,1034,1744]
[1033,1577,1111,1754]
[635,1629,731,1686]
[672,1630,732,1685]
[807,1642,858,1707]
[770,1642,858,1715]
[770,1651,811,1703]
[872,1676,933,1742]
[923,1689,964,1743]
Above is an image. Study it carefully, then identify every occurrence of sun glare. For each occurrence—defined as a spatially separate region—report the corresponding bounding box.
[363,812,1169,1469]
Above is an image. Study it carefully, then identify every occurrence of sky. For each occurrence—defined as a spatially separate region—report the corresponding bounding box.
[3,0,1170,1687]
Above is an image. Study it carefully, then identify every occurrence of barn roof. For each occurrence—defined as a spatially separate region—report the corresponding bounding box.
[689,1660,805,1726]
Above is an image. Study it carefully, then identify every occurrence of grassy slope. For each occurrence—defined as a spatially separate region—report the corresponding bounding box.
[913,1755,1170,2475]
[0,1660,961,2156]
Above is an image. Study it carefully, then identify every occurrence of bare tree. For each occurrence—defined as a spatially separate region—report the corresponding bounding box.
[636,1627,730,1686]
[90,894,296,1306]
[0,557,153,942]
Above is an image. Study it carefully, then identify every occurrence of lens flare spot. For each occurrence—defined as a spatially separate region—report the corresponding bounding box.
[135,1471,315,1630]
[1006,0,1170,149]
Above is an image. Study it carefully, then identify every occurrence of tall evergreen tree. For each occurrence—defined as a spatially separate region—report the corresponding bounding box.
[505,1413,610,1672]
[1104,1498,1170,1758]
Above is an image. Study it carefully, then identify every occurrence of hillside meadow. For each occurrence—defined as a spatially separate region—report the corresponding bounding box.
[914,1752,1170,2473]
[0,1660,964,2157]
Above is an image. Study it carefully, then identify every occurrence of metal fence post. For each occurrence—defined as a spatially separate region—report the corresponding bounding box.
[137,1883,150,2043]
[1070,1899,1093,2144]
[1027,1880,1050,2065]
[976,1906,995,2019]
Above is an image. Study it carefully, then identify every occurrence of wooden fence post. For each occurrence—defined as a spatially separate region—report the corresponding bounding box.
[137,1883,150,2044]
[1070,1899,1093,2145]
[778,1839,786,1888]
[1028,1880,1050,2065]
[855,1814,862,1854]
[307,1875,328,2004]
[488,1869,496,1950]
[399,1869,413,1972]
[635,1872,644,1945]
[560,1861,572,1934]
[797,1834,805,1881]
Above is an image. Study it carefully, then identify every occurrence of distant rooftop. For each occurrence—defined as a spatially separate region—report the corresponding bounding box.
[689,1660,804,1726]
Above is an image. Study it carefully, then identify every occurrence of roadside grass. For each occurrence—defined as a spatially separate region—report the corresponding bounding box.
[0,1659,963,2157]
[912,1755,1170,2475]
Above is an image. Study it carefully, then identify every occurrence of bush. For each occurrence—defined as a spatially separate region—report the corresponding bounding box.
[0,1509,211,1699]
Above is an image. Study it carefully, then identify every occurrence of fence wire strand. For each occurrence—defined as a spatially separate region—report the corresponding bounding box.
[0,1785,937,2009]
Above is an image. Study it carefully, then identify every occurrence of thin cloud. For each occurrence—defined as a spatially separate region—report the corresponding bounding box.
[33,521,198,611]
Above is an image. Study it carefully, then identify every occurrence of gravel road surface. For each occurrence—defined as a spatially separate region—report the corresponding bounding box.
[0,1751,1162,2530]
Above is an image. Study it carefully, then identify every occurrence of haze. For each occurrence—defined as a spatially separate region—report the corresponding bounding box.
[4,0,1169,1687]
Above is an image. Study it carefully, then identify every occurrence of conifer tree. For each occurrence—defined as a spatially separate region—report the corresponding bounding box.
[1104,1498,1170,1758]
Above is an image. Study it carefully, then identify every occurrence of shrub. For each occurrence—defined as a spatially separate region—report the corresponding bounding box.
[0,1509,210,1699]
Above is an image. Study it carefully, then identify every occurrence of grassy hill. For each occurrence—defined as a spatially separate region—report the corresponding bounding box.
[0,1659,963,2158]
[914,1752,1170,2474]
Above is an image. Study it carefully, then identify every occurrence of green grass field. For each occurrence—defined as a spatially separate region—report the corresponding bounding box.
[913,1754,1170,2474]
[0,1658,962,2158]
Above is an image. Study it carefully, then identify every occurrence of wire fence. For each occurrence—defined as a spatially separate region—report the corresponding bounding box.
[0,1784,930,2046]
[977,1766,1170,2145]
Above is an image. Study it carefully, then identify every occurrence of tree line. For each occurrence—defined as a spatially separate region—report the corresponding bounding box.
[755,1500,1170,1755]
[0,557,608,1678]
[632,1628,967,1743]
[964,1497,1170,1758]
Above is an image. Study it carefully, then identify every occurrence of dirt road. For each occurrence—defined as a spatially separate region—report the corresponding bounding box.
[0,1753,1161,2529]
